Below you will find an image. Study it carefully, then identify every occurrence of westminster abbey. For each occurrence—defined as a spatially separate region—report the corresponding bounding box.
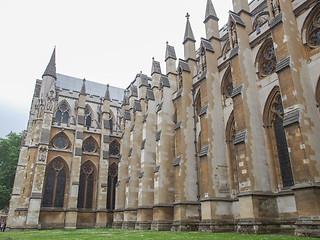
[7,0,320,237]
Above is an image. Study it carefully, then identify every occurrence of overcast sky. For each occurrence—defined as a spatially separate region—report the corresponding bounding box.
[0,0,235,138]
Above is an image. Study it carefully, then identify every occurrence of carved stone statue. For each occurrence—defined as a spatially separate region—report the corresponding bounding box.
[38,146,48,162]
[46,90,55,111]
[271,0,281,16]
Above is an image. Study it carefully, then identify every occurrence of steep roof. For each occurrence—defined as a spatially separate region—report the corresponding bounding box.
[56,73,124,101]
[42,48,56,79]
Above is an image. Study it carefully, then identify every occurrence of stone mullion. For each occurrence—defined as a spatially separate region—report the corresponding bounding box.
[113,107,131,229]
[95,99,110,228]
[136,99,156,230]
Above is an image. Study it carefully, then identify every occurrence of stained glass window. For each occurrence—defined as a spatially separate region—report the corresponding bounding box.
[109,140,120,156]
[307,8,320,48]
[107,163,118,210]
[83,137,96,153]
[259,43,276,78]
[53,135,69,149]
[56,103,69,125]
[42,159,67,208]
[77,162,95,209]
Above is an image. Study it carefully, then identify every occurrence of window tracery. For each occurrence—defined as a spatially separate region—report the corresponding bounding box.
[83,137,97,153]
[221,69,233,105]
[307,7,320,48]
[258,42,276,78]
[55,102,69,125]
[178,69,183,90]
[107,163,118,210]
[42,158,67,208]
[200,48,207,71]
[52,133,69,150]
[109,140,120,157]
[77,161,95,209]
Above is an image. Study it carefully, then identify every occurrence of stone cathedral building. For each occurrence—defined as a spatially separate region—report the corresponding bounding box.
[7,0,320,237]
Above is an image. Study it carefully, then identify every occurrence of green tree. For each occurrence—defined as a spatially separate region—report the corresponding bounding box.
[0,131,23,209]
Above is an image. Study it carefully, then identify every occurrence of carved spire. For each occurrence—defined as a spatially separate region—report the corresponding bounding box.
[42,47,56,79]
[122,89,129,106]
[204,0,218,23]
[104,84,111,100]
[80,78,86,95]
[183,13,196,44]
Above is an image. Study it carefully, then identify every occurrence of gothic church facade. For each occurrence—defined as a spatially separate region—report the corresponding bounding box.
[7,0,320,237]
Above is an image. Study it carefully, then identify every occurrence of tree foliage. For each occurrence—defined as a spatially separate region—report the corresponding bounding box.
[0,131,23,209]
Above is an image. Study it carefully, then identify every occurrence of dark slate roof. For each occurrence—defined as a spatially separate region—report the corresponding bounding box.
[43,48,57,79]
[154,166,160,173]
[173,156,181,167]
[276,56,290,73]
[199,145,209,157]
[199,105,208,116]
[183,16,196,44]
[201,39,214,53]
[231,84,243,98]
[56,73,124,101]
[165,44,177,61]
[269,13,283,29]
[204,0,219,23]
[160,76,170,88]
[229,11,246,27]
[283,109,299,127]
[151,59,162,75]
[146,89,155,101]
[178,60,191,72]
[234,130,246,145]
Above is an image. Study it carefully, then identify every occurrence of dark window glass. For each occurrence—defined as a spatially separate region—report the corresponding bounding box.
[54,170,66,207]
[83,138,96,153]
[77,172,86,208]
[42,168,55,207]
[62,112,69,124]
[107,163,118,210]
[53,136,68,149]
[77,163,94,209]
[109,141,120,156]
[56,111,62,125]
[86,174,94,208]
[273,98,294,188]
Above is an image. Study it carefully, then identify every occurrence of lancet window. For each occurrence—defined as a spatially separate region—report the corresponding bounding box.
[84,105,92,128]
[258,41,276,78]
[307,6,320,48]
[107,163,118,210]
[221,68,233,106]
[55,102,69,125]
[42,158,68,208]
[77,161,95,209]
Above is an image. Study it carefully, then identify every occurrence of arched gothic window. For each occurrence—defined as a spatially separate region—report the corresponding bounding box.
[194,91,201,123]
[200,48,207,71]
[83,137,98,153]
[109,140,120,157]
[221,68,233,106]
[225,112,238,195]
[306,5,320,48]
[263,87,294,188]
[52,132,70,150]
[85,105,92,129]
[42,158,68,208]
[55,102,69,125]
[258,41,276,78]
[107,163,118,210]
[222,40,231,59]
[77,161,95,209]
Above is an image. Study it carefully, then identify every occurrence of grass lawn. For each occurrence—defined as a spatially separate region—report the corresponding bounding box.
[0,229,318,240]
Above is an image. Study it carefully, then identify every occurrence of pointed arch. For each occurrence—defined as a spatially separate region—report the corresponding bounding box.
[221,39,231,59]
[77,160,97,209]
[255,38,276,79]
[225,111,238,195]
[194,90,202,123]
[107,162,118,210]
[263,86,294,188]
[55,100,71,125]
[316,76,320,107]
[51,131,71,150]
[221,67,233,106]
[42,157,69,208]
[109,139,120,157]
[109,110,115,133]
[84,104,93,129]
[83,136,99,153]
[301,3,320,49]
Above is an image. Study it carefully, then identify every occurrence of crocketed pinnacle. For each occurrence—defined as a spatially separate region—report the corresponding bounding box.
[104,84,110,100]
[204,0,218,23]
[42,47,56,79]
[80,78,86,95]
[183,13,195,44]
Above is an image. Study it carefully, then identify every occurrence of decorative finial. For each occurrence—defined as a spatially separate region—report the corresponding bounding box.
[166,41,169,45]
[152,57,154,61]
[186,12,190,19]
